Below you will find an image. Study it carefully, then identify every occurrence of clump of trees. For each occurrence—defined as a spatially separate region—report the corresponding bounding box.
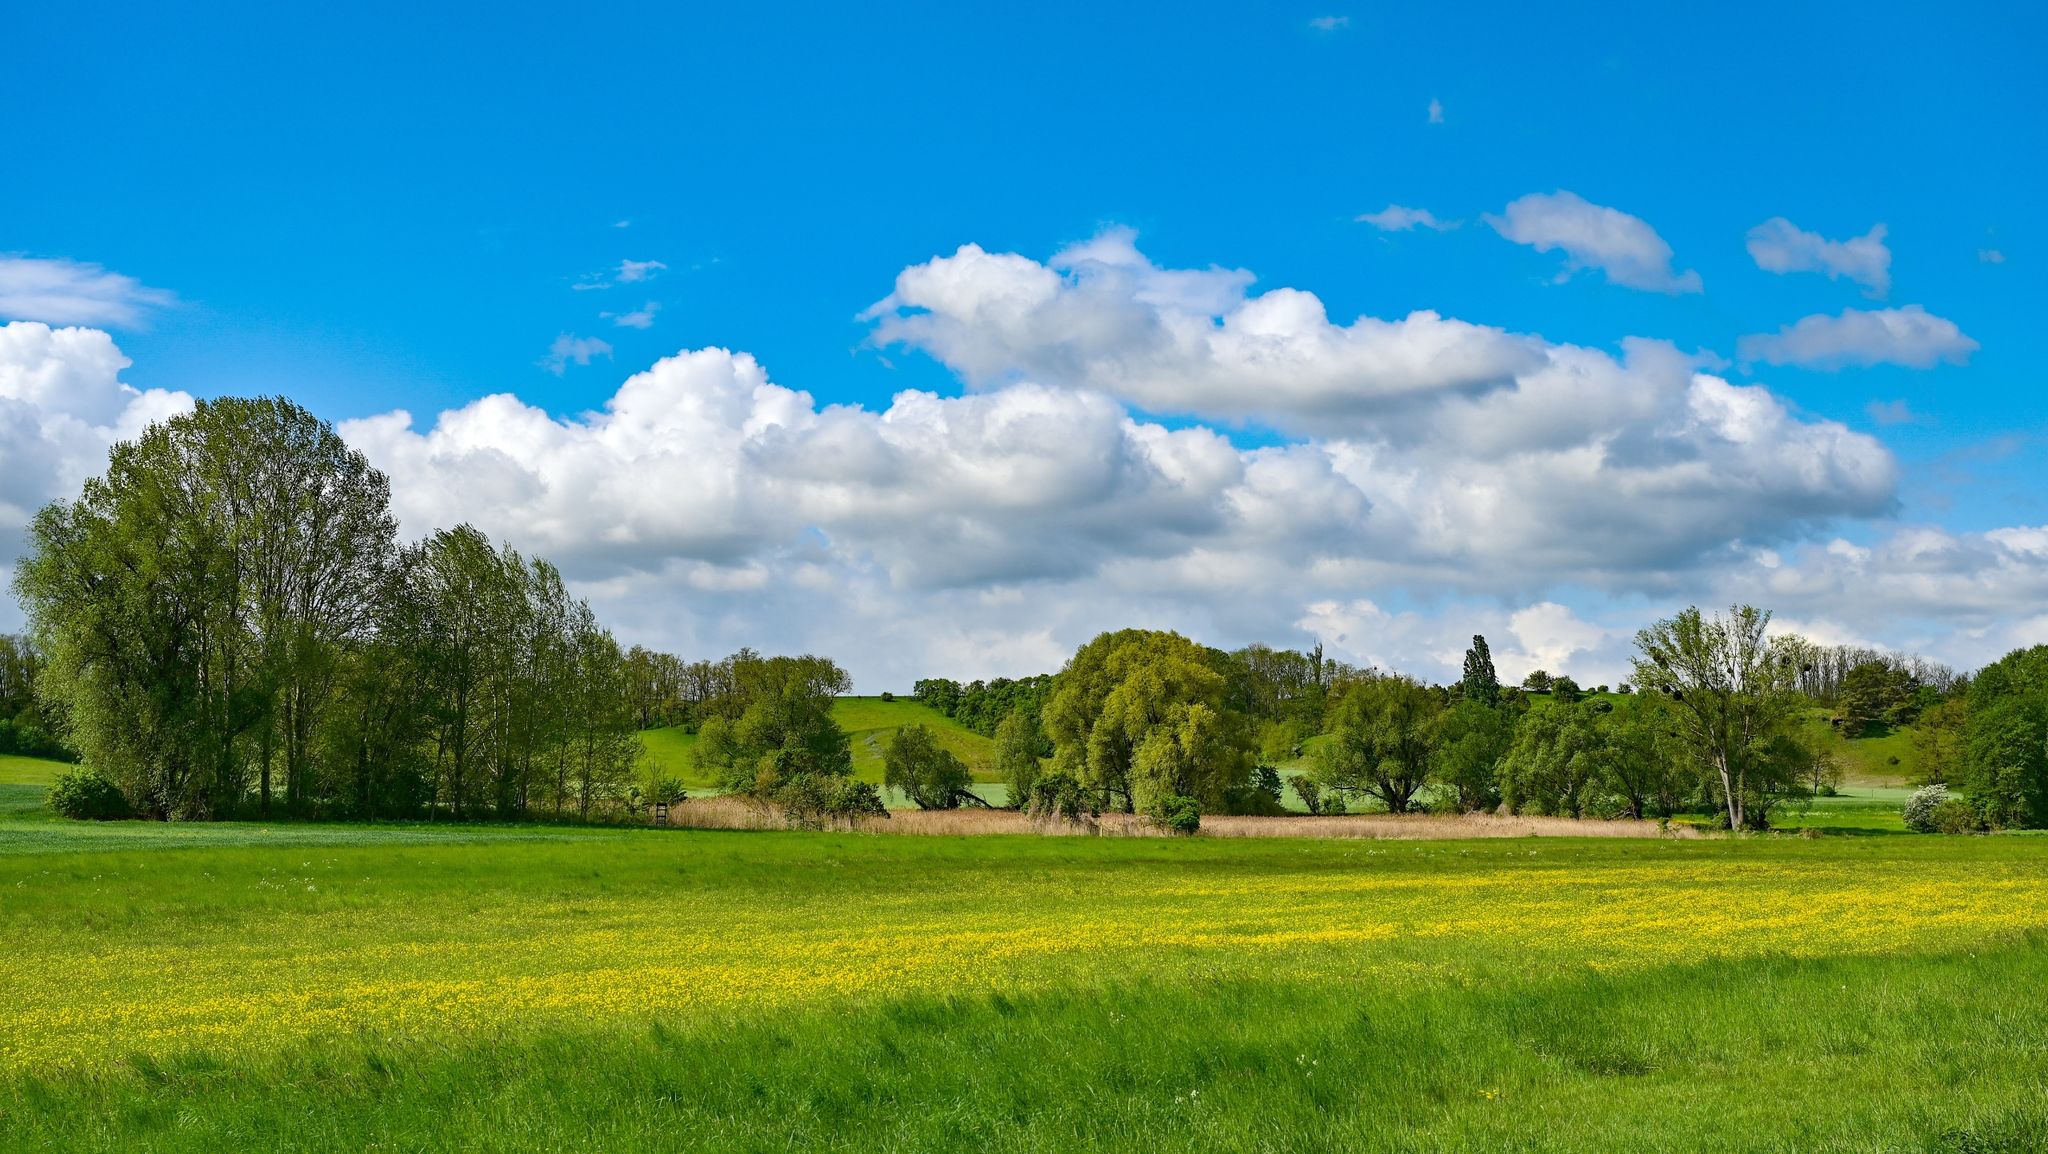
[14,397,642,822]
[690,649,884,827]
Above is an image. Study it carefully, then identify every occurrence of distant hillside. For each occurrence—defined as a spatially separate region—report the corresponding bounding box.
[636,696,999,791]
[1798,711,1920,786]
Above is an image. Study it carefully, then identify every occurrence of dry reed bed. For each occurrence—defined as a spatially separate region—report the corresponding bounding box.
[664,796,1699,839]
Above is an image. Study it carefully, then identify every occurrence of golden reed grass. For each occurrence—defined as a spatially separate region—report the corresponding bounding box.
[664,796,1700,839]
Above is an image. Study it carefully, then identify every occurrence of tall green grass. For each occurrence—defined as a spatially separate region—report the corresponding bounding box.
[7,939,2044,1151]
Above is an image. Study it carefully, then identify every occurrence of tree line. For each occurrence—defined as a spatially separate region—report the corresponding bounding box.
[15,396,2043,834]
[911,615,2043,833]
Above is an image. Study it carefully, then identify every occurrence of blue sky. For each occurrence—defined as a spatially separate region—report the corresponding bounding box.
[2,1,2044,687]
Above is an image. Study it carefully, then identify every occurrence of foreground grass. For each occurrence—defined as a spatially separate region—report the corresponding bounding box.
[8,944,2044,1153]
[4,822,2048,1149]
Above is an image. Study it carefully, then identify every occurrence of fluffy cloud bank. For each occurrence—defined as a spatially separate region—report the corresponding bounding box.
[3,234,2034,691]
[863,228,1543,428]
[336,235,1909,685]
[0,321,193,549]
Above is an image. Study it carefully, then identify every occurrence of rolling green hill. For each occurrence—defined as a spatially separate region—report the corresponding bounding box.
[635,696,998,793]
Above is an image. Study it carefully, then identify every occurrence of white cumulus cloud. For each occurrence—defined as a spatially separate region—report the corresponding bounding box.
[1486,191,1702,294]
[1745,217,1891,297]
[0,322,194,557]
[863,228,1542,429]
[1737,305,1978,370]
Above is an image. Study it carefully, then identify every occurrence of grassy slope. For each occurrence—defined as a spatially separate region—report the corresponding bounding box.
[2,824,2046,1151]
[0,753,71,819]
[637,697,999,794]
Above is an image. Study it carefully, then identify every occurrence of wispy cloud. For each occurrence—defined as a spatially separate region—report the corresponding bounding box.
[1486,191,1701,293]
[1738,305,1977,370]
[1427,97,1444,124]
[1746,217,1891,297]
[1866,399,1927,426]
[1979,248,2006,264]
[616,259,666,283]
[605,302,661,330]
[573,258,669,291]
[1356,205,1457,232]
[539,333,614,375]
[613,219,632,229]
[0,255,174,327]
[1308,15,1349,31]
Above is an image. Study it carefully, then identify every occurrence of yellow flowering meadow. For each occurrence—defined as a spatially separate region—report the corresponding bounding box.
[4,828,2046,1075]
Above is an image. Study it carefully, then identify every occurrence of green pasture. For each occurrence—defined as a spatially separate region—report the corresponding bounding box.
[3,811,2048,1150]
[637,696,998,793]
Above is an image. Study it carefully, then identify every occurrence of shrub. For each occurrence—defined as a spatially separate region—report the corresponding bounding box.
[774,774,886,830]
[1928,798,1982,835]
[1903,784,1950,833]
[1026,771,1097,827]
[48,767,128,820]
[1152,793,1201,835]
[1294,776,1345,816]
[879,691,894,702]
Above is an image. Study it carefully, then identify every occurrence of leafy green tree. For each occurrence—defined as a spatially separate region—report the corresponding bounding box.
[884,723,974,809]
[16,397,396,818]
[1130,701,1255,815]
[1549,676,1583,705]
[1042,629,1252,812]
[1960,646,2048,827]
[1460,635,1501,705]
[694,652,853,800]
[1632,605,1804,830]
[992,709,1045,807]
[1911,696,1968,785]
[1502,701,1604,817]
[1433,698,1510,812]
[1837,661,1919,733]
[1521,669,1555,693]
[1598,691,1687,818]
[1311,675,1441,813]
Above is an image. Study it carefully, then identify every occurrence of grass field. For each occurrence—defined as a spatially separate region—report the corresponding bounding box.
[0,753,68,819]
[637,697,999,798]
[4,794,2048,1151]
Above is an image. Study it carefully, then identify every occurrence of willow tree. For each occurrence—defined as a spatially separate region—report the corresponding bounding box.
[1041,629,1254,813]
[1311,674,1441,814]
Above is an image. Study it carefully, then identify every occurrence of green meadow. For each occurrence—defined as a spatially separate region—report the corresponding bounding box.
[4,757,2047,1152]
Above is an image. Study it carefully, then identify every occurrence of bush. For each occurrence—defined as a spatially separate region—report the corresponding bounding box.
[48,767,128,820]
[1903,784,1949,833]
[1152,794,1201,835]
[1928,798,1982,835]
[879,691,894,702]
[774,774,886,830]
[1294,776,1345,816]
[1025,771,1097,826]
